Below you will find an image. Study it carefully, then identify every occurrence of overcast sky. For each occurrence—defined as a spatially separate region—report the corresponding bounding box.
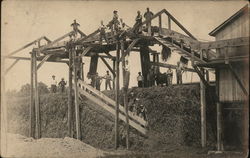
[1,0,248,91]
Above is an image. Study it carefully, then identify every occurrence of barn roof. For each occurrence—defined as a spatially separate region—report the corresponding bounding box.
[209,4,249,37]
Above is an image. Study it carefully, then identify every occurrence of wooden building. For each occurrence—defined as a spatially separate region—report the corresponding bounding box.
[209,4,249,102]
[208,4,249,152]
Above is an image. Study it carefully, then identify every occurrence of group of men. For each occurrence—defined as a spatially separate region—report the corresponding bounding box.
[88,70,113,91]
[50,75,67,93]
[98,7,154,44]
[136,62,184,88]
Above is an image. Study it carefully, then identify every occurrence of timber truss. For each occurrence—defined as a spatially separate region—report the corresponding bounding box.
[3,8,249,142]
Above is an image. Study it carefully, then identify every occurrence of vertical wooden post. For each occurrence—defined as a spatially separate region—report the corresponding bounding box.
[113,59,116,90]
[115,42,120,149]
[68,50,73,137]
[216,68,223,151]
[33,51,41,139]
[30,53,35,138]
[158,15,162,35]
[200,68,206,147]
[206,70,209,82]
[121,41,129,149]
[242,100,249,153]
[217,102,222,151]
[168,16,171,30]
[73,49,81,140]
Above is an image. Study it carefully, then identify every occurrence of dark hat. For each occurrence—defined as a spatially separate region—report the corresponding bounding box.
[113,10,117,13]
[52,75,55,77]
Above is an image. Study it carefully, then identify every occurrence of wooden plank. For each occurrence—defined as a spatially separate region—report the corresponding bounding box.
[77,28,87,37]
[168,16,171,30]
[158,15,162,35]
[78,80,146,126]
[217,102,223,151]
[78,88,146,135]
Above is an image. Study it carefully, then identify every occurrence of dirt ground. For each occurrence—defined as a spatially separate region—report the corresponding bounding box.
[2,133,246,158]
[3,133,105,158]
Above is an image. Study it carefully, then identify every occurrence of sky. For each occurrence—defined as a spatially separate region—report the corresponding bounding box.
[1,0,248,91]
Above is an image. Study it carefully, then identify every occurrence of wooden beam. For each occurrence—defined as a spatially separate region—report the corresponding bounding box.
[33,52,41,139]
[113,59,116,90]
[121,41,130,149]
[200,68,206,147]
[193,65,210,87]
[100,56,116,77]
[217,102,223,151]
[68,51,73,137]
[151,62,196,72]
[77,28,87,37]
[30,53,35,138]
[168,16,171,30]
[73,49,81,140]
[200,37,249,50]
[5,56,69,63]
[119,38,140,62]
[5,59,20,75]
[163,9,197,40]
[158,15,162,35]
[77,29,100,43]
[81,46,93,57]
[228,63,248,96]
[6,36,45,57]
[115,42,120,149]
[37,54,52,70]
[39,31,74,51]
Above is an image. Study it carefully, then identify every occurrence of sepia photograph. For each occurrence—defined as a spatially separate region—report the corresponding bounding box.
[1,0,249,157]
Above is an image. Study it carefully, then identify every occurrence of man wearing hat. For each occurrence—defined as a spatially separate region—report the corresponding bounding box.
[58,78,67,93]
[112,10,120,33]
[51,75,57,93]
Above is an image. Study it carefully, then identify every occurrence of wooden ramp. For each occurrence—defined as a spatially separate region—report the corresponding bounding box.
[76,79,147,135]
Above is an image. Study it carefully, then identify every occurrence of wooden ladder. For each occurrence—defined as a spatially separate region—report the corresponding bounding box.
[76,79,147,135]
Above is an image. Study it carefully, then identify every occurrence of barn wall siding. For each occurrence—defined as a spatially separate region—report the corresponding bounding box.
[219,65,249,102]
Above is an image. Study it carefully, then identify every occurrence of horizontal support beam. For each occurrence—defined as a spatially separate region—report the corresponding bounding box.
[200,37,249,50]
[151,62,196,72]
[5,56,68,63]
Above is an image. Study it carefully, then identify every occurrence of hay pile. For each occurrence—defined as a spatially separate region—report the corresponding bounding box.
[7,84,216,152]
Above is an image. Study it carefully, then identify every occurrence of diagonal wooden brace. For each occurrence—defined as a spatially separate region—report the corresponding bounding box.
[37,54,52,70]
[119,39,140,62]
[5,59,20,75]
[100,56,116,77]
[193,65,210,87]
[228,63,248,96]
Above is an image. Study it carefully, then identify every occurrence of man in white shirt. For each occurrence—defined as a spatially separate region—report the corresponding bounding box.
[51,75,57,93]
[137,72,144,88]
[99,20,109,44]
[104,71,112,90]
